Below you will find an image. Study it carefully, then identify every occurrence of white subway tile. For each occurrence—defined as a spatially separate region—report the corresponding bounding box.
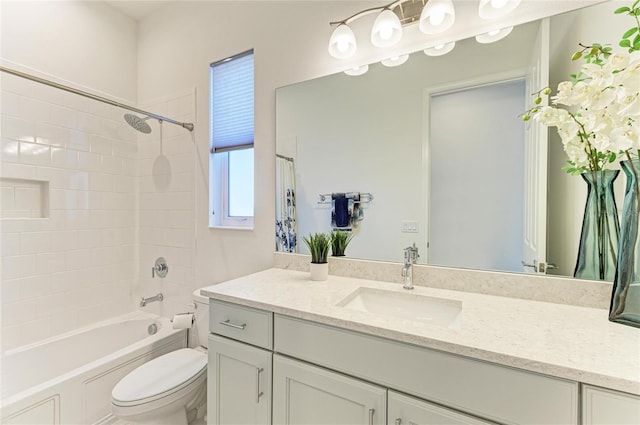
[77,112,101,134]
[69,171,89,190]
[1,232,20,256]
[102,155,122,174]
[65,249,93,270]
[88,173,113,192]
[49,188,77,210]
[67,129,90,152]
[77,151,102,172]
[2,298,37,327]
[89,100,115,120]
[49,309,80,336]
[48,104,77,129]
[100,119,121,139]
[2,254,37,279]
[77,190,89,210]
[66,210,90,230]
[1,278,23,304]
[19,96,50,123]
[37,252,66,274]
[1,91,21,117]
[19,275,51,300]
[37,166,68,189]
[1,138,20,163]
[51,230,78,251]
[21,231,52,254]
[51,270,82,293]
[19,142,50,166]
[36,123,67,147]
[76,229,101,248]
[0,162,38,180]
[89,134,113,155]
[1,114,36,143]
[112,140,137,158]
[51,147,78,169]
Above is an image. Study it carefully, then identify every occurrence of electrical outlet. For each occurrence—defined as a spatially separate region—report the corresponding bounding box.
[401,221,418,233]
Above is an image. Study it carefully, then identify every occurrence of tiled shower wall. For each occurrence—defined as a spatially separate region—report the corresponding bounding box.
[135,91,196,320]
[0,74,138,350]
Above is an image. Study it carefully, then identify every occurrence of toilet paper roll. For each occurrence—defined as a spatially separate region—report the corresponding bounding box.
[172,313,194,330]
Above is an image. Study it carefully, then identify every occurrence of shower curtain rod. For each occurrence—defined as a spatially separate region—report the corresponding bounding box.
[0,66,194,132]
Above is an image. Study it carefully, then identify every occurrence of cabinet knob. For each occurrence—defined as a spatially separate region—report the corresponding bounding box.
[395,419,402,425]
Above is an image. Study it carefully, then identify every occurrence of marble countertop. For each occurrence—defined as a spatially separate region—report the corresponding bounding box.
[201,268,640,395]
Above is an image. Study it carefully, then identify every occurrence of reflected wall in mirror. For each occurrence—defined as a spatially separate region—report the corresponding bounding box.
[276,2,625,279]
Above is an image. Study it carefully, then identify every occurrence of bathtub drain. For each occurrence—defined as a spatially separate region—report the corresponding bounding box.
[148,324,158,335]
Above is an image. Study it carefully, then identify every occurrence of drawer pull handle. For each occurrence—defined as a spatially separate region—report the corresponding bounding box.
[220,320,246,330]
[369,409,375,425]
[256,367,264,403]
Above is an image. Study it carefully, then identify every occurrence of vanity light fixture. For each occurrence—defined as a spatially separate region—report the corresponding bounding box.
[478,0,521,20]
[475,26,513,43]
[344,65,369,76]
[423,41,455,56]
[381,54,409,67]
[328,0,457,60]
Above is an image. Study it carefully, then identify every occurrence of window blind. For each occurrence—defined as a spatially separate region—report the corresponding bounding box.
[211,50,254,153]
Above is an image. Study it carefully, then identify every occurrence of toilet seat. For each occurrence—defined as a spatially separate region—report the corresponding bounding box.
[112,348,207,407]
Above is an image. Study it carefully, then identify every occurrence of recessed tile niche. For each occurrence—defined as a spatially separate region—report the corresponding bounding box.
[0,177,49,219]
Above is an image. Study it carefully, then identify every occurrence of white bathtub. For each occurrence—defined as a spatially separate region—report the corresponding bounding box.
[0,311,186,425]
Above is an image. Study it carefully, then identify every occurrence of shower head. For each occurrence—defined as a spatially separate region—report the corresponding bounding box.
[124,113,152,134]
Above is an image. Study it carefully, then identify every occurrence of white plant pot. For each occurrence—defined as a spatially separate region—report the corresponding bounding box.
[309,262,329,281]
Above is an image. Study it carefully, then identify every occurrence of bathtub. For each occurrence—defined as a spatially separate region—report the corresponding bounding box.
[0,311,187,425]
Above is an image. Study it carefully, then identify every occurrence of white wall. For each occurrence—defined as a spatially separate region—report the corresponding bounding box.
[548,2,627,277]
[0,1,138,350]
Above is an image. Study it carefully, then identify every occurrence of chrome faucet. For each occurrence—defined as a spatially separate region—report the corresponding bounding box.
[402,244,420,290]
[140,292,163,307]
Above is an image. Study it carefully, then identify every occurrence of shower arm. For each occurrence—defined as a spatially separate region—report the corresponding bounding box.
[0,66,194,132]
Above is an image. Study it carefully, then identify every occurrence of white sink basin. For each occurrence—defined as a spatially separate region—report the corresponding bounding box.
[337,287,461,328]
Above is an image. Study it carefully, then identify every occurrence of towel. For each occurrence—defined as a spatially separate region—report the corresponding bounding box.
[333,194,350,228]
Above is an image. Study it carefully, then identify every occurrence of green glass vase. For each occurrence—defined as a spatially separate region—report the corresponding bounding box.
[574,170,620,281]
[610,160,640,327]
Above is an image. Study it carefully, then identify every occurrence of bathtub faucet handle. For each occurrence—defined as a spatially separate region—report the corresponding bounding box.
[152,257,168,278]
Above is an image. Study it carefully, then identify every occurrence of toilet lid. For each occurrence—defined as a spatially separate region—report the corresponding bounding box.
[112,348,207,404]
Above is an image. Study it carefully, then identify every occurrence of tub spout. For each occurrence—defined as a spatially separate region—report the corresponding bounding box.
[140,293,163,307]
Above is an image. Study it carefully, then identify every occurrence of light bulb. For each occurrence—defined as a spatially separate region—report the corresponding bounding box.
[379,26,393,41]
[419,0,455,35]
[336,39,349,52]
[488,29,500,36]
[424,41,455,56]
[434,44,445,50]
[491,0,509,8]
[429,9,446,26]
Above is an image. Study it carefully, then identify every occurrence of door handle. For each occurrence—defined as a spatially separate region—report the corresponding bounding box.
[256,367,264,403]
[368,409,375,425]
[219,320,246,330]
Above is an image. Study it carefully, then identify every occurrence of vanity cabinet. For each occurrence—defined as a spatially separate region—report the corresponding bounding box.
[582,385,640,424]
[273,354,386,424]
[207,300,274,425]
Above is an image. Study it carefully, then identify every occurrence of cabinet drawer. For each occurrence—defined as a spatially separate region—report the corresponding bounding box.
[274,315,578,425]
[582,385,640,424]
[209,300,273,349]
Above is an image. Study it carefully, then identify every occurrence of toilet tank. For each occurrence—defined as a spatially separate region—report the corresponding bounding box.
[192,288,210,348]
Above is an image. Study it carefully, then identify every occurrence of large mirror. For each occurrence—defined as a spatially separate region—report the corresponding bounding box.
[275,2,623,279]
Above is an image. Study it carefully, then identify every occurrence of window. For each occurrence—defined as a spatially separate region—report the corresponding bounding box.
[210,50,254,228]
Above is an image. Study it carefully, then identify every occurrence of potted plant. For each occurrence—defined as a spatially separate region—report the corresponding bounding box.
[331,230,353,257]
[303,232,330,281]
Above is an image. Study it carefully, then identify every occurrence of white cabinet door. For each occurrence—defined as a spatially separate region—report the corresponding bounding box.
[388,391,495,425]
[208,334,272,425]
[273,354,386,425]
[582,386,640,424]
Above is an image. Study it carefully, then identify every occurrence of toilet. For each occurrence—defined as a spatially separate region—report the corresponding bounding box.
[111,289,210,425]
